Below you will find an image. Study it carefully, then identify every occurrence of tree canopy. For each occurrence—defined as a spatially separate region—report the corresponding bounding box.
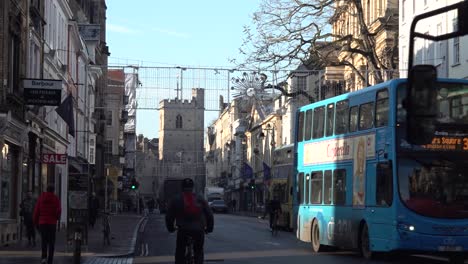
[233,0,399,86]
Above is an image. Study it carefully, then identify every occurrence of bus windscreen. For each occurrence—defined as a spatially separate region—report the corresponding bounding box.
[397,82,468,151]
[398,158,468,219]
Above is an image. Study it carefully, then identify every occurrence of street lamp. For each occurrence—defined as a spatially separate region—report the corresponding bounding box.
[259,123,275,205]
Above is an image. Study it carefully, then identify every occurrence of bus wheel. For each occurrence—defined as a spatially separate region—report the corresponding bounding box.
[449,253,465,264]
[311,219,321,253]
[359,223,372,259]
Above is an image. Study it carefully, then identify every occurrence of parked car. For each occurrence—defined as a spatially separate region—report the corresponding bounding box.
[210,200,229,213]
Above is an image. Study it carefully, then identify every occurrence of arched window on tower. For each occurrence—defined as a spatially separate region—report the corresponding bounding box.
[176,114,183,129]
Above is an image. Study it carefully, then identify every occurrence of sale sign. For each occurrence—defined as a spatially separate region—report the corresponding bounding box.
[42,154,67,164]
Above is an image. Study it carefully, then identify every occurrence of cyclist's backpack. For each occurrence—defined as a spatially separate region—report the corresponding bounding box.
[183,192,202,216]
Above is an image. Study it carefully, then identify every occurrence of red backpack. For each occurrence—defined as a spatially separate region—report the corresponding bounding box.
[183,192,201,216]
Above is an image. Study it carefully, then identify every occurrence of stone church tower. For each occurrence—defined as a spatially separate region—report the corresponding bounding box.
[158,89,205,193]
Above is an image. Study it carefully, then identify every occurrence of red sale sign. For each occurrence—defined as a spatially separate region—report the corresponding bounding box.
[42,154,67,164]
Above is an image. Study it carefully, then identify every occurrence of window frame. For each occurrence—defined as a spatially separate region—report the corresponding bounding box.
[349,106,359,132]
[298,173,304,204]
[326,103,335,137]
[311,171,323,204]
[297,111,305,142]
[333,169,347,205]
[176,114,183,129]
[313,106,325,139]
[375,89,389,127]
[304,109,313,141]
[106,111,113,126]
[376,162,393,207]
[324,170,332,204]
[305,173,311,204]
[453,19,460,65]
[335,100,349,135]
[359,102,375,130]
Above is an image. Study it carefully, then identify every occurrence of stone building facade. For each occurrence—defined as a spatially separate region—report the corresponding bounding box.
[105,69,126,205]
[135,136,159,200]
[399,0,468,79]
[0,0,108,244]
[158,89,205,194]
[331,0,399,91]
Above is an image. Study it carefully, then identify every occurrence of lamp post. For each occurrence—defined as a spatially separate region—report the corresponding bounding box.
[259,123,275,207]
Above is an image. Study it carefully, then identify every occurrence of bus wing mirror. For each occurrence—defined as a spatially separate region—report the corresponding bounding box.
[406,65,438,145]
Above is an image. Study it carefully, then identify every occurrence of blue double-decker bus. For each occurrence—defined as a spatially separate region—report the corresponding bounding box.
[293,78,468,262]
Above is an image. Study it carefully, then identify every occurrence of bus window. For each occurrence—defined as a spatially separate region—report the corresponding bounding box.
[333,169,347,205]
[304,109,313,140]
[305,173,311,204]
[397,84,407,123]
[324,170,332,204]
[349,106,358,132]
[335,100,349,134]
[297,112,305,142]
[359,102,374,130]
[298,173,304,204]
[326,103,335,137]
[376,162,393,206]
[313,106,325,139]
[376,89,389,127]
[311,171,323,204]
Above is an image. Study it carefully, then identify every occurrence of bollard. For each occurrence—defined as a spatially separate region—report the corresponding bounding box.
[73,228,82,264]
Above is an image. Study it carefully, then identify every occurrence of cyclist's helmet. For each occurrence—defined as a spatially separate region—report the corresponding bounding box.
[181,178,194,191]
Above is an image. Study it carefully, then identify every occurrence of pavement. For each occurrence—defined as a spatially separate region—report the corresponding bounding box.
[0,212,146,264]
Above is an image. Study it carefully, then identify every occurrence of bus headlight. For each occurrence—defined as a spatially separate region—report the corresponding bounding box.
[398,222,415,232]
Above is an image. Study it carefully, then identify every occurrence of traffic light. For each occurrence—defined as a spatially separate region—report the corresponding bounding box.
[130,178,139,190]
[249,179,255,190]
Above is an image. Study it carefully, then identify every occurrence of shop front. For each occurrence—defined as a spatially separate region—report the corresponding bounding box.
[0,112,27,245]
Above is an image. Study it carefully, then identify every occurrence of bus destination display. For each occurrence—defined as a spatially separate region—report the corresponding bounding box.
[422,136,468,151]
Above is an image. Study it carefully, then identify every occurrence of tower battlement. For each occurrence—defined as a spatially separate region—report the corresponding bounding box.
[159,88,205,109]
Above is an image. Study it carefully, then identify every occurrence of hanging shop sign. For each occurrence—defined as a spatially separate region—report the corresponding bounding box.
[23,79,62,106]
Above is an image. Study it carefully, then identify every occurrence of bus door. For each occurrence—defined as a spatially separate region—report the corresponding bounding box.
[367,161,394,247]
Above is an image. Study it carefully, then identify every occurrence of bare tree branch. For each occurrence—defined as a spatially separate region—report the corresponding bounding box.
[233,0,399,87]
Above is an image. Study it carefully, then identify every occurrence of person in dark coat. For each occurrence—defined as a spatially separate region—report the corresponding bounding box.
[165,178,214,264]
[147,198,156,214]
[20,191,36,246]
[89,192,99,228]
[33,185,61,264]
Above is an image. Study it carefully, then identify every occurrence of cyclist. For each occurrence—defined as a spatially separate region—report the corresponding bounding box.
[265,196,282,231]
[165,178,214,264]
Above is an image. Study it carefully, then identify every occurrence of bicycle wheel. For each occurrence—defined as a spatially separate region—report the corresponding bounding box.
[185,237,195,264]
[271,214,278,236]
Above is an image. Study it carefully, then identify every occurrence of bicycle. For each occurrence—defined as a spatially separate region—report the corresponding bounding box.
[271,210,280,236]
[185,235,195,264]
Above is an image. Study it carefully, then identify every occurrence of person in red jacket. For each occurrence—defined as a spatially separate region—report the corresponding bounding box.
[33,184,61,264]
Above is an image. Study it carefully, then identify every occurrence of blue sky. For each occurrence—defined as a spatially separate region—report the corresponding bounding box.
[107,1,260,139]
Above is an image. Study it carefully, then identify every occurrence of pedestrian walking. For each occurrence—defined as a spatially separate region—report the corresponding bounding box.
[20,191,36,246]
[139,197,144,214]
[89,192,99,228]
[148,198,155,214]
[33,185,61,264]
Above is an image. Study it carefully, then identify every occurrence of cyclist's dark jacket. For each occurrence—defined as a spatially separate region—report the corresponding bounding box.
[165,192,214,232]
[267,199,281,213]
